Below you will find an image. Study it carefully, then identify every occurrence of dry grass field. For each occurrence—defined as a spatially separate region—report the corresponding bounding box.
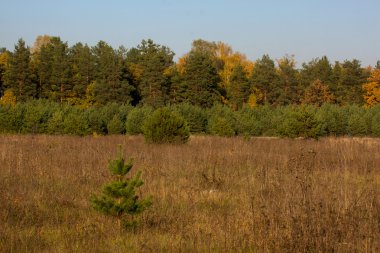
[0,135,379,252]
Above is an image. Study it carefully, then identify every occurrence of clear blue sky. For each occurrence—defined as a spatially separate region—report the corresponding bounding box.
[1,0,379,66]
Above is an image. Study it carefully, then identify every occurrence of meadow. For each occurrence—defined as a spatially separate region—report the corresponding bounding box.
[0,135,379,252]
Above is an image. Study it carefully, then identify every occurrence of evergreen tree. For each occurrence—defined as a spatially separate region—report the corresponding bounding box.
[91,149,152,228]
[34,37,71,102]
[249,54,280,105]
[68,43,95,104]
[49,37,71,103]
[5,39,35,101]
[276,56,301,105]
[227,64,250,110]
[92,41,134,104]
[337,59,368,105]
[300,56,334,88]
[134,39,174,107]
[181,50,221,107]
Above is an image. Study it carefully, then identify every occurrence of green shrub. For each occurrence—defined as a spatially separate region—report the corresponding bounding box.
[21,100,59,134]
[126,107,152,135]
[278,106,322,139]
[347,114,367,136]
[0,105,22,133]
[371,112,380,137]
[173,103,207,133]
[47,110,64,134]
[107,115,125,135]
[207,117,235,137]
[142,107,189,144]
[235,106,263,136]
[62,108,90,136]
[207,104,237,135]
[316,104,348,136]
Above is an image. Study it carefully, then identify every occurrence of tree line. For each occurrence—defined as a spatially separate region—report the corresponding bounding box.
[1,35,380,108]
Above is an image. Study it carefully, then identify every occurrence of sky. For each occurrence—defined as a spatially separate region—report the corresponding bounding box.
[1,0,379,66]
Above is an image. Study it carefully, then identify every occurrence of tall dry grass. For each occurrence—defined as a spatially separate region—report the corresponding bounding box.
[0,135,379,252]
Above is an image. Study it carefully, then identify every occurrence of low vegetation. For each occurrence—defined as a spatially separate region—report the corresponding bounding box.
[1,101,380,139]
[0,135,379,252]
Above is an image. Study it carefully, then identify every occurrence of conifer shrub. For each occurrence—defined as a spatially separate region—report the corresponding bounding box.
[46,110,64,134]
[62,108,90,136]
[173,103,207,133]
[86,107,107,134]
[142,107,189,144]
[316,104,348,136]
[347,114,367,136]
[207,116,235,137]
[0,105,15,133]
[90,148,152,228]
[278,105,322,139]
[4,103,25,133]
[125,107,153,135]
[206,103,237,136]
[235,106,263,136]
[107,115,125,135]
[371,111,380,136]
[21,100,59,134]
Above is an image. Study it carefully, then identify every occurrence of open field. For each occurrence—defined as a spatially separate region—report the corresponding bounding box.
[1,135,379,252]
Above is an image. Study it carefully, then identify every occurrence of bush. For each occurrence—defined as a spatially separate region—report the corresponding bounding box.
[47,110,64,134]
[62,108,90,136]
[107,115,125,135]
[346,105,367,136]
[0,105,22,133]
[207,117,235,137]
[235,106,264,136]
[278,106,322,139]
[173,103,207,133]
[316,104,348,136]
[371,111,380,136]
[142,107,189,144]
[207,104,237,136]
[347,114,367,136]
[126,107,152,135]
[21,100,59,134]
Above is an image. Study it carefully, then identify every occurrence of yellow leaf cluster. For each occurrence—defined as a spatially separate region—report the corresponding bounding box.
[0,51,9,66]
[215,42,254,88]
[0,90,17,106]
[128,63,143,82]
[363,69,380,107]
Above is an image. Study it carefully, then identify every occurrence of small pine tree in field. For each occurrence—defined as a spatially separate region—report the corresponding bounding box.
[90,148,152,229]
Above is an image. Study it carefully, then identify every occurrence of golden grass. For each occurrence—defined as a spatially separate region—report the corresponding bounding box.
[0,135,379,252]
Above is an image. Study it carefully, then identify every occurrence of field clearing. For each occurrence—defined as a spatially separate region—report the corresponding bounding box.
[0,135,379,252]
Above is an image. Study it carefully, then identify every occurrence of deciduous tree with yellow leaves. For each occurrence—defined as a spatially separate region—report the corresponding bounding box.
[362,68,380,107]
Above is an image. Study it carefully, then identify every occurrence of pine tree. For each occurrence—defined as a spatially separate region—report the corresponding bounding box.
[337,59,369,105]
[5,39,36,101]
[92,41,134,104]
[91,148,152,228]
[135,39,174,108]
[181,50,221,108]
[276,56,301,105]
[68,43,95,104]
[300,56,334,88]
[227,64,250,110]
[249,54,280,105]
